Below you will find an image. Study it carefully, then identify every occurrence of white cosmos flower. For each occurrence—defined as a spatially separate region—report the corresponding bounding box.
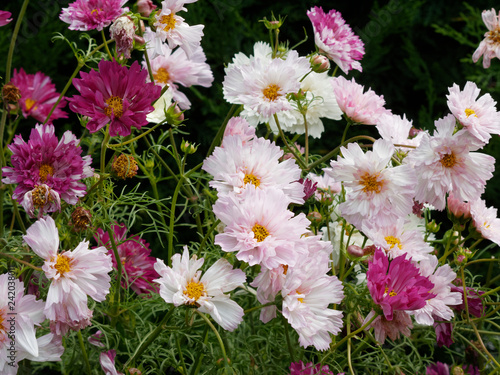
[154,246,246,331]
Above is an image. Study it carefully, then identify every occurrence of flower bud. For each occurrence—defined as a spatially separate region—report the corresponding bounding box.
[307,211,322,225]
[347,244,364,258]
[310,54,330,73]
[181,139,198,154]
[426,219,440,233]
[136,0,156,17]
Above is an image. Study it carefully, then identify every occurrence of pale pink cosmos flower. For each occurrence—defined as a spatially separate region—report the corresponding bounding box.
[153,0,203,58]
[23,216,113,336]
[328,139,416,229]
[447,191,471,221]
[222,117,255,146]
[405,114,495,210]
[410,255,462,325]
[0,10,12,26]
[100,349,124,375]
[307,6,364,74]
[0,274,64,373]
[361,218,433,262]
[376,113,425,150]
[213,187,310,269]
[470,199,500,245]
[363,309,413,344]
[473,8,500,68]
[447,81,500,144]
[154,246,246,331]
[331,75,391,125]
[203,135,304,204]
[60,0,128,31]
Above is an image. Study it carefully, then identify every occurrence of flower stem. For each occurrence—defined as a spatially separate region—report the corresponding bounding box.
[99,124,111,198]
[168,175,184,266]
[77,330,92,375]
[107,226,122,308]
[302,113,309,165]
[102,29,113,60]
[0,252,42,271]
[281,313,295,364]
[175,334,188,375]
[107,123,162,148]
[273,114,307,170]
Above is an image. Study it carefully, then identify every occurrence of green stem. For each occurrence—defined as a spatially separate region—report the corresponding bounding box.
[244,301,277,315]
[347,314,355,375]
[107,123,162,148]
[198,219,220,254]
[190,325,209,375]
[77,330,92,375]
[194,310,232,373]
[168,175,185,266]
[102,29,113,60]
[107,227,122,308]
[273,114,307,170]
[122,305,175,370]
[99,125,111,198]
[206,104,238,158]
[4,0,30,84]
[302,113,309,165]
[281,314,295,363]
[340,118,353,148]
[175,334,188,375]
[0,252,42,271]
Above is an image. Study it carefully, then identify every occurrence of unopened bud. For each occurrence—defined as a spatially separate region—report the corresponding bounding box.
[451,366,465,375]
[181,139,198,154]
[310,54,330,73]
[112,154,139,179]
[307,211,322,225]
[426,220,440,233]
[128,368,142,375]
[216,358,231,367]
[260,14,285,30]
[347,244,364,258]
[136,0,156,17]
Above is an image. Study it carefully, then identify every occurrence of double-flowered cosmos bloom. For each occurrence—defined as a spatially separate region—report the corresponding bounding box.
[69,59,161,137]
[2,123,93,218]
[154,246,246,331]
[23,216,113,336]
[307,6,365,74]
[473,8,500,68]
[0,274,64,374]
[60,0,128,31]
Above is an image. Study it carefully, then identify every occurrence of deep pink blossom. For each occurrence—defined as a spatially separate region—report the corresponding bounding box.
[367,249,435,320]
[60,0,128,31]
[307,6,364,74]
[2,123,93,217]
[69,59,161,137]
[10,68,68,123]
[426,362,450,375]
[289,361,335,375]
[434,320,454,347]
[451,285,484,318]
[0,10,12,26]
[95,223,159,295]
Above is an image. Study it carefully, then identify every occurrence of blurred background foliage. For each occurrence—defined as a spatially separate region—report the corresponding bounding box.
[1,0,500,238]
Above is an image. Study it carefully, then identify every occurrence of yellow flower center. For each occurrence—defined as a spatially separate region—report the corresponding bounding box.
[359,172,383,194]
[464,108,477,118]
[184,280,206,303]
[440,152,457,168]
[488,29,500,44]
[153,67,170,84]
[39,164,54,183]
[31,185,54,208]
[54,254,71,276]
[25,98,36,111]
[105,96,124,118]
[282,265,288,275]
[262,84,281,101]
[384,236,402,250]
[384,287,397,297]
[91,8,101,15]
[252,224,269,242]
[160,13,176,32]
[243,173,260,187]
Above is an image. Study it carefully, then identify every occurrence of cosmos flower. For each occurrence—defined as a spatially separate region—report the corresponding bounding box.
[376,113,425,151]
[95,223,159,295]
[69,59,161,137]
[203,135,304,204]
[307,6,364,74]
[0,274,64,373]
[0,10,12,26]
[446,81,500,144]
[473,8,500,68]
[405,114,495,210]
[367,249,435,320]
[470,199,500,245]
[10,68,68,123]
[154,246,246,331]
[331,76,390,125]
[60,0,128,31]
[222,117,255,146]
[110,15,136,59]
[23,216,113,336]
[99,350,124,375]
[2,123,93,218]
[289,361,335,375]
[363,309,413,344]
[213,187,310,269]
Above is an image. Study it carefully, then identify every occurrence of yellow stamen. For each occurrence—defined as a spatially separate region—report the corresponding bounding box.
[54,254,71,276]
[243,173,260,187]
[25,98,36,111]
[104,96,124,118]
[384,236,402,250]
[262,84,281,101]
[440,152,457,168]
[359,172,383,194]
[384,287,397,297]
[153,67,170,84]
[31,185,53,208]
[159,14,176,32]
[282,265,288,275]
[184,280,205,304]
[91,8,101,15]
[252,224,269,242]
[39,164,54,183]
[464,108,477,118]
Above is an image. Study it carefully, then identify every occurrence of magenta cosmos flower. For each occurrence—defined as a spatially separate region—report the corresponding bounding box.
[95,223,159,295]
[10,68,68,123]
[367,249,435,320]
[60,0,128,31]
[2,123,93,217]
[0,10,12,26]
[307,6,364,74]
[69,60,161,137]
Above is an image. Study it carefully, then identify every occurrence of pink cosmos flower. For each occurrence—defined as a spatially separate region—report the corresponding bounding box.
[405,115,495,210]
[213,187,310,269]
[203,135,305,204]
[2,123,93,218]
[447,192,471,221]
[60,0,128,31]
[0,10,12,26]
[10,68,68,123]
[367,249,435,321]
[100,349,124,375]
[110,16,136,59]
[154,246,246,331]
[426,362,450,375]
[473,8,500,68]
[222,117,255,146]
[0,274,64,373]
[95,224,159,295]
[328,139,416,229]
[363,309,413,344]
[376,113,425,150]
[451,284,485,318]
[331,75,391,125]
[23,216,113,336]
[307,168,342,203]
[446,81,500,143]
[434,320,454,347]
[289,361,335,375]
[153,0,204,58]
[470,199,500,245]
[69,59,161,137]
[307,6,364,74]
